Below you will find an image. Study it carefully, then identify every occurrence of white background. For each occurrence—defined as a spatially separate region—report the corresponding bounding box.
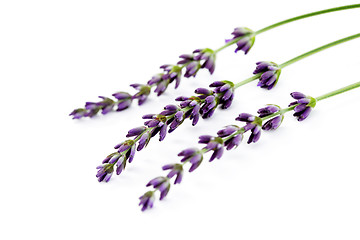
[1,0,360,239]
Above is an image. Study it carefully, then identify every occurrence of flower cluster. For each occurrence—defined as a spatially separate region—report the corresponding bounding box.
[96,80,236,182]
[289,92,316,121]
[225,27,256,54]
[253,61,282,90]
[257,105,284,130]
[70,48,217,119]
[139,103,291,211]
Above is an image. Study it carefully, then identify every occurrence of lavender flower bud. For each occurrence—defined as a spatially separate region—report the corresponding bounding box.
[254,61,282,90]
[198,136,225,162]
[210,80,235,109]
[146,177,170,200]
[224,133,243,150]
[236,113,263,144]
[193,48,216,74]
[131,84,151,105]
[257,104,284,131]
[217,125,240,138]
[184,61,201,78]
[70,96,117,118]
[162,164,184,184]
[139,191,155,211]
[126,127,147,138]
[96,164,114,182]
[178,148,203,172]
[137,132,150,151]
[225,27,255,54]
[289,92,317,121]
[69,108,87,119]
[116,156,127,175]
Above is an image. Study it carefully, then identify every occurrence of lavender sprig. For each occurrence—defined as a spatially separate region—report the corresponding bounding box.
[96,80,235,182]
[71,5,360,119]
[140,79,360,210]
[139,109,273,211]
[97,34,360,182]
[140,103,289,210]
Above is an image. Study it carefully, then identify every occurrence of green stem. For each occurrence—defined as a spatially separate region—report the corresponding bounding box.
[255,4,360,35]
[279,33,360,68]
[213,4,360,53]
[233,33,360,89]
[214,38,239,53]
[316,81,360,101]
[224,80,360,142]
[234,74,261,89]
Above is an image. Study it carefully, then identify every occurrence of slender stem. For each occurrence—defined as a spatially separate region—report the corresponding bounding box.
[232,33,360,88]
[316,81,360,101]
[255,4,360,35]
[279,33,360,68]
[213,4,360,53]
[234,74,261,89]
[261,106,295,121]
[214,38,239,53]
[224,80,360,142]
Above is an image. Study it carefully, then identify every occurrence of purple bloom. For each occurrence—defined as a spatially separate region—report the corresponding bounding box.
[139,191,155,211]
[96,164,114,182]
[130,84,151,104]
[193,48,216,74]
[69,108,87,119]
[198,136,225,162]
[210,81,235,109]
[137,132,150,151]
[225,27,255,54]
[254,61,281,90]
[126,127,147,138]
[184,61,201,78]
[116,156,127,175]
[70,96,116,119]
[257,105,284,131]
[217,125,239,138]
[236,113,263,144]
[178,148,203,172]
[162,164,184,184]
[289,92,317,121]
[216,125,243,150]
[146,177,170,200]
[224,133,243,150]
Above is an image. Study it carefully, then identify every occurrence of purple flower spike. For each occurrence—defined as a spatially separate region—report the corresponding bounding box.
[198,136,225,162]
[131,84,151,104]
[184,61,201,78]
[69,108,87,119]
[247,125,262,144]
[224,133,243,150]
[146,177,170,200]
[235,113,256,122]
[139,191,155,212]
[193,48,216,74]
[162,164,184,184]
[262,115,283,131]
[257,104,284,131]
[254,61,282,90]
[126,126,147,138]
[96,164,114,182]
[225,27,255,54]
[217,125,240,138]
[137,132,150,151]
[209,80,235,109]
[177,148,203,172]
[289,92,317,121]
[70,96,117,119]
[236,113,263,144]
